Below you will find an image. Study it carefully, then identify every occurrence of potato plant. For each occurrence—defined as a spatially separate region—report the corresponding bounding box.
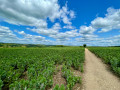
[62,65,81,90]
[0,47,84,89]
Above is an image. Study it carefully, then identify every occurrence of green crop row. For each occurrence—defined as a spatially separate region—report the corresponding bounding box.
[88,47,120,76]
[62,65,81,90]
[0,47,84,90]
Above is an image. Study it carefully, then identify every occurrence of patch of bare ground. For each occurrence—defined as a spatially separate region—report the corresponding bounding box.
[71,67,83,90]
[70,67,82,77]
[72,83,81,90]
[20,65,28,80]
[2,82,9,90]
[20,71,28,80]
[48,65,66,90]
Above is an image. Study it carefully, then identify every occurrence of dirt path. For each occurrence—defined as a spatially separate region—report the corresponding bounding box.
[82,48,120,90]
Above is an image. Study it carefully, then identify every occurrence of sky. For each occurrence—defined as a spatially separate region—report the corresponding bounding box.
[0,0,120,46]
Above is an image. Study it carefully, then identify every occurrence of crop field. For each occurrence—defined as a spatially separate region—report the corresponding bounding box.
[0,47,84,90]
[88,47,120,76]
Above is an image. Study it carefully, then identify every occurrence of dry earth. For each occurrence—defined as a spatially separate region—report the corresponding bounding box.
[48,65,66,90]
[82,48,120,90]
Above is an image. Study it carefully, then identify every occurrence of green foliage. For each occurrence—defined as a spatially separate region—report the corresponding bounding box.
[62,65,81,90]
[0,47,84,89]
[0,79,3,90]
[88,47,120,76]
[0,43,45,48]
[53,84,65,90]
[83,44,86,48]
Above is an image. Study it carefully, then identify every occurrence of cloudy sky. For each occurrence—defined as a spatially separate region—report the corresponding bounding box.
[0,0,120,46]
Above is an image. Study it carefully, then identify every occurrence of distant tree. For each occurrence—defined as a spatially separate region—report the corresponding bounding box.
[83,44,87,48]
[0,44,3,47]
[55,45,64,47]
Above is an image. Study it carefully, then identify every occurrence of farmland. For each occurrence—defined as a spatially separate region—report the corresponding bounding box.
[1,46,120,90]
[0,47,84,90]
[88,47,120,76]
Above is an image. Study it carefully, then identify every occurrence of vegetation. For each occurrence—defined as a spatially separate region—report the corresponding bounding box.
[53,84,65,90]
[0,43,46,48]
[88,47,120,76]
[62,65,81,90]
[83,44,86,48]
[0,47,84,90]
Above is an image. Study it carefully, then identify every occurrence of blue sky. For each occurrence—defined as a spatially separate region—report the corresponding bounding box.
[0,0,120,46]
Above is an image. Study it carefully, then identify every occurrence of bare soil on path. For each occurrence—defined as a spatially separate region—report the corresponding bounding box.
[82,48,120,90]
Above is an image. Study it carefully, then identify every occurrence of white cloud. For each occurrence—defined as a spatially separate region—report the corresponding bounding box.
[0,0,78,44]
[76,25,97,42]
[52,23,61,30]
[17,31,26,36]
[70,10,75,19]
[86,35,120,46]
[15,30,46,42]
[76,35,98,42]
[50,30,79,41]
[0,26,18,42]
[0,26,32,44]
[31,25,79,41]
[106,35,120,46]
[79,26,95,34]
[30,23,61,36]
[91,7,120,32]
[31,26,59,36]
[74,7,120,46]
[60,3,75,25]
[1,25,119,46]
[63,25,75,29]
[62,16,71,25]
[0,0,61,26]
[0,0,75,28]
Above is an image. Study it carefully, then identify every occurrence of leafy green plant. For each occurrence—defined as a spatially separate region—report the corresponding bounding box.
[0,79,3,90]
[53,84,65,90]
[0,47,84,89]
[62,65,81,90]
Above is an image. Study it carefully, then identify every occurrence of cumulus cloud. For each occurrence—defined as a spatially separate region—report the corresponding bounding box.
[63,25,75,29]
[59,3,75,25]
[76,25,97,42]
[31,25,79,41]
[31,23,59,36]
[1,25,119,46]
[50,30,79,41]
[51,23,61,30]
[75,7,120,46]
[0,26,18,42]
[0,0,75,27]
[15,30,46,42]
[0,26,31,44]
[79,26,95,34]
[0,0,77,44]
[94,35,120,46]
[70,10,75,19]
[91,7,120,32]
[75,35,98,43]
[17,31,26,36]
[15,30,80,45]
[106,35,120,46]
[0,0,61,25]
